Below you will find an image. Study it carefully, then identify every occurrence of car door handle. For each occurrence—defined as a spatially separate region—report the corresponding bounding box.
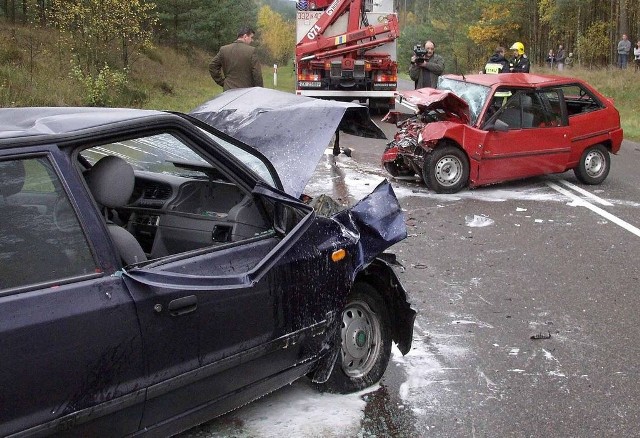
[167,295,198,316]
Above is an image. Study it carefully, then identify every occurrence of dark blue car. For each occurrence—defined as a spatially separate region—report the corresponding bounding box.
[0,90,414,437]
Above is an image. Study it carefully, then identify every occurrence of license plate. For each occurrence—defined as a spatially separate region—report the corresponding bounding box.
[298,81,322,88]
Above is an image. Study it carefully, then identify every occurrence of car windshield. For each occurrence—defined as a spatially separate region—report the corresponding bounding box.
[81,133,211,178]
[438,77,491,125]
[81,131,277,187]
[197,128,277,187]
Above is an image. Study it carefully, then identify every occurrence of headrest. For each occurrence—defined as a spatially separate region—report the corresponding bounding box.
[521,95,533,107]
[85,156,135,208]
[0,160,26,198]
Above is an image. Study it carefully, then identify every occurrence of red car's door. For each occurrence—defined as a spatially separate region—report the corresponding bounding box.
[477,91,572,186]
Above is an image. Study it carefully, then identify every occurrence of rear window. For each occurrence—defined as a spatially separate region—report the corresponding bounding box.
[554,84,604,116]
[0,157,97,291]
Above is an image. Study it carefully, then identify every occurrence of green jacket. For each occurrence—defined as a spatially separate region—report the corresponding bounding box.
[209,40,263,90]
[409,53,444,89]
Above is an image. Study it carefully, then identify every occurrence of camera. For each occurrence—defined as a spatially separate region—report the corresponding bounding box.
[413,44,427,63]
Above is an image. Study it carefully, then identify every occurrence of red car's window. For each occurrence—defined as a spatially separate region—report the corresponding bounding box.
[489,90,563,129]
[555,84,604,116]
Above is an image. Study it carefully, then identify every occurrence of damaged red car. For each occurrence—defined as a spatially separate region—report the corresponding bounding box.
[382,73,623,193]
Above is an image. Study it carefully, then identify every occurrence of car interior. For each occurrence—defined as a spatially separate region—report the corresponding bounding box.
[77,136,274,266]
[490,91,560,129]
[558,85,604,116]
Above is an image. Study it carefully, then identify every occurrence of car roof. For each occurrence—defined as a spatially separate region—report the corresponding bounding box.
[442,73,583,88]
[0,107,169,147]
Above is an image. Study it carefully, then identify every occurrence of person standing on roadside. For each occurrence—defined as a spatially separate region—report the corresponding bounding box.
[634,41,640,71]
[484,47,511,74]
[410,40,445,89]
[565,52,574,68]
[509,42,530,73]
[209,26,263,90]
[617,34,631,69]
[556,44,566,71]
[545,49,556,69]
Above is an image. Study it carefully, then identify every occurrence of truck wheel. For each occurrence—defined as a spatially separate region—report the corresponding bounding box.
[318,283,392,394]
[422,146,469,193]
[574,144,610,185]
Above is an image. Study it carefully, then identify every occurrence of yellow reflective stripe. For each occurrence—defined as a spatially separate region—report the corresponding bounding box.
[485,63,502,74]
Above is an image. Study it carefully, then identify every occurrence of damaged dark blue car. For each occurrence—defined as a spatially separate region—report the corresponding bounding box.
[0,88,415,437]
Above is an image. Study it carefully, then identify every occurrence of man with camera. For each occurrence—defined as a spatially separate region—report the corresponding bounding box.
[410,40,444,89]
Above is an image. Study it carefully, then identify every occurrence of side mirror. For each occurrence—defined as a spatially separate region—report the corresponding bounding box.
[486,119,509,132]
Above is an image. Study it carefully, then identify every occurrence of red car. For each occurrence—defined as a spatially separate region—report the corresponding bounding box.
[382,73,623,193]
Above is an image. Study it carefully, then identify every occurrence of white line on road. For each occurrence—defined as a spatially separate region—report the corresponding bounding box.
[547,181,640,237]
[558,180,613,206]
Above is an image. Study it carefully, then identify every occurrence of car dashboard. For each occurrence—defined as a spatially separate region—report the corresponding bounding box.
[122,171,270,259]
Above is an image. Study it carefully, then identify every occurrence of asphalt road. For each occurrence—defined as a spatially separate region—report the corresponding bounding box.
[180,83,640,437]
[344,120,640,437]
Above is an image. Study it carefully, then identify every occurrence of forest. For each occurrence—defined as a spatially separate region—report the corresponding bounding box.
[0,0,639,114]
[1,0,638,73]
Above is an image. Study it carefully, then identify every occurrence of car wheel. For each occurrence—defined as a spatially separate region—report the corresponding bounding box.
[423,145,469,193]
[318,282,392,394]
[574,144,610,185]
[383,160,414,178]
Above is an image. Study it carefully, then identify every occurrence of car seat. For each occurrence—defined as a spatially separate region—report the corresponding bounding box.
[85,156,147,265]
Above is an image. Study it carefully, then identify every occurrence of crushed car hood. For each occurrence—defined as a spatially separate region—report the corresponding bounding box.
[398,88,470,124]
[190,87,386,198]
[332,179,406,266]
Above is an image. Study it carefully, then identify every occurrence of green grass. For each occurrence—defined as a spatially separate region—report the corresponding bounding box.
[140,50,297,112]
[0,23,298,114]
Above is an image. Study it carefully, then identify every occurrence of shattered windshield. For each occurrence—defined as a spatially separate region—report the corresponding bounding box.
[438,78,491,125]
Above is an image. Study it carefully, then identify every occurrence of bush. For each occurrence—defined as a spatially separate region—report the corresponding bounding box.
[70,62,129,106]
[0,47,23,65]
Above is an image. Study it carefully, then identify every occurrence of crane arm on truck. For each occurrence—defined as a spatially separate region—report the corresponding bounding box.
[297,17,399,61]
[295,0,398,62]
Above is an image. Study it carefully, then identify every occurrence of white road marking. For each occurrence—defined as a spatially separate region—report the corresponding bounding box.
[558,180,613,206]
[547,181,640,237]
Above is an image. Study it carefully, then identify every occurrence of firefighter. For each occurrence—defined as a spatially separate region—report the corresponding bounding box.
[484,47,511,74]
[509,41,530,73]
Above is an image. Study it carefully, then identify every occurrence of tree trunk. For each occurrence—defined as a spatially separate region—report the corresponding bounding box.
[619,0,628,35]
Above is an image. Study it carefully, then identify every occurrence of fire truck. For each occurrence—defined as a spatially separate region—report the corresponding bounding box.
[295,0,399,112]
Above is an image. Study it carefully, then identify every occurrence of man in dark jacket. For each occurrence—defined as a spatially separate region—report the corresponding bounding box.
[209,27,264,90]
[484,47,510,74]
[409,40,444,89]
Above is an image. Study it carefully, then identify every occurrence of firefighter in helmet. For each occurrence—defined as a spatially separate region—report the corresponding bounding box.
[509,42,530,73]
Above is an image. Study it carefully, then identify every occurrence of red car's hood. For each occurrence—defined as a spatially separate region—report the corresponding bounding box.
[399,88,470,124]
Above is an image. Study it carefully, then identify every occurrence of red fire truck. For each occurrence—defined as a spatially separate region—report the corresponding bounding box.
[295,0,399,112]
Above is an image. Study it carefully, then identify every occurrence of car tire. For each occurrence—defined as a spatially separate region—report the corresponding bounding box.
[383,160,414,178]
[574,144,610,185]
[318,282,392,394]
[423,145,469,193]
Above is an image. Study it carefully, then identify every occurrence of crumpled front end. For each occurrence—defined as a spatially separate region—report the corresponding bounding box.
[310,179,414,383]
[332,179,407,269]
[382,88,470,179]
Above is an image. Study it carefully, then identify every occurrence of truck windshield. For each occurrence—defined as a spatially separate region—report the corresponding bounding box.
[438,78,491,125]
